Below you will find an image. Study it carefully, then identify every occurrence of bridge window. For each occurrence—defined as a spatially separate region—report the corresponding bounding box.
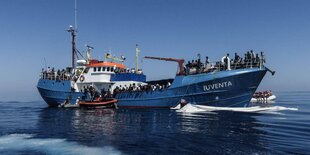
[93,67,96,72]
[98,67,101,72]
[102,67,106,71]
[107,67,110,72]
[111,67,114,72]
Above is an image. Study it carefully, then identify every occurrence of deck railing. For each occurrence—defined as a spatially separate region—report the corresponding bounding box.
[40,71,71,81]
[186,58,264,75]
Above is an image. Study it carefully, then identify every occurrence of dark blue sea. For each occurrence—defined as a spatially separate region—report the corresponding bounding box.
[0,92,309,155]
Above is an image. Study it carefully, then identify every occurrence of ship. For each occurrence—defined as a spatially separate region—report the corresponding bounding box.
[37,26,274,108]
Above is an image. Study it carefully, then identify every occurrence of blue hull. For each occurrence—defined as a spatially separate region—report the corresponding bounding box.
[37,79,85,106]
[116,68,267,108]
[37,68,266,108]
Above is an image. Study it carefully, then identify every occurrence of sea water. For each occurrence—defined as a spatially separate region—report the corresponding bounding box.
[0,91,309,154]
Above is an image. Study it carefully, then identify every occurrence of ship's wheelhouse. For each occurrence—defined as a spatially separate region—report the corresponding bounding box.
[76,60,126,83]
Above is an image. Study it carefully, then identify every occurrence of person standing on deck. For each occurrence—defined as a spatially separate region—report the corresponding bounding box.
[222,53,230,70]
[250,50,255,67]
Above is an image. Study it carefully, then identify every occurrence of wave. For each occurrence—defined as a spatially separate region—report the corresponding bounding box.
[0,134,123,155]
[174,103,298,113]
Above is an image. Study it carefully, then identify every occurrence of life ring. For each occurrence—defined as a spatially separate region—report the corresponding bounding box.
[80,75,85,82]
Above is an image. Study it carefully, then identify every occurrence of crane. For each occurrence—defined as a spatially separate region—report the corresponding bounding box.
[144,56,185,76]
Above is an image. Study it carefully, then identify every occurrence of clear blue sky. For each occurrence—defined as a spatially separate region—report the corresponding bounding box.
[1,0,310,101]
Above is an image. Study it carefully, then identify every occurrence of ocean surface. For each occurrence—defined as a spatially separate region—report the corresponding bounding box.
[0,91,309,155]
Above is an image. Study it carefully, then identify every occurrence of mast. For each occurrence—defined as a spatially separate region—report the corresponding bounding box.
[67,25,76,68]
[66,0,78,68]
[135,44,139,73]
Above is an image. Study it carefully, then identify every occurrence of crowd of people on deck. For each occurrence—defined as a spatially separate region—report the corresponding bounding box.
[253,90,273,101]
[81,85,113,102]
[80,82,172,101]
[42,66,143,81]
[115,68,143,74]
[113,82,172,96]
[41,67,71,81]
[185,50,266,75]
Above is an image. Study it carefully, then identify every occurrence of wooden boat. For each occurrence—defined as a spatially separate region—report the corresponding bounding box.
[79,98,118,108]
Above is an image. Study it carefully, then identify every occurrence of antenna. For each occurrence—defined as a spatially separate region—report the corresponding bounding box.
[135,44,139,73]
[75,0,78,31]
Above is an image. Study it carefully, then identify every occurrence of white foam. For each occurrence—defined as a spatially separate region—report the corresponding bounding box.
[175,104,206,113]
[0,134,123,155]
[175,103,298,113]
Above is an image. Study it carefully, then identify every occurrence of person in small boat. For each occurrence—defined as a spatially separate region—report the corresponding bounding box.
[75,97,80,105]
[253,92,261,101]
[101,88,106,98]
[107,90,112,98]
[263,91,269,101]
[260,92,265,101]
[253,90,273,102]
[89,86,96,101]
[96,95,102,102]
[268,90,272,96]
[65,97,71,105]
[113,86,121,98]
[58,97,70,108]
[253,92,259,99]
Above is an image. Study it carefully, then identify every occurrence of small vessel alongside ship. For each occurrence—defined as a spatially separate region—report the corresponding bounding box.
[251,90,276,102]
[37,26,275,108]
[79,98,117,108]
